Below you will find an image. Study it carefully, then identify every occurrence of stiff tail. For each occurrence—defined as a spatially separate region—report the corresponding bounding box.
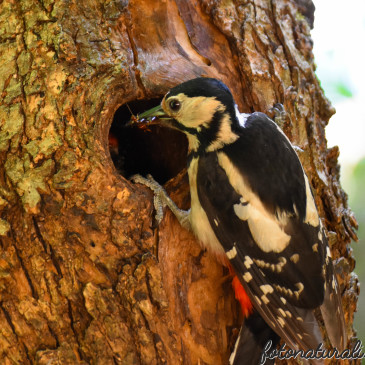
[229,312,280,365]
[320,275,347,351]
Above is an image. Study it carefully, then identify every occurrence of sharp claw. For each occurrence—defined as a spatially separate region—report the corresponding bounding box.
[130,174,167,223]
[130,174,191,230]
[130,174,150,188]
[154,195,164,224]
[272,103,285,113]
[130,174,141,183]
[293,145,304,154]
[146,174,155,182]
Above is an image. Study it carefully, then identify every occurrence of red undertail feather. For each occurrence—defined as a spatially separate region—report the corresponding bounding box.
[226,262,253,317]
[232,275,253,317]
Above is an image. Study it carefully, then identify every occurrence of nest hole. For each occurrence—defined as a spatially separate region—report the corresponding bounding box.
[109,98,188,185]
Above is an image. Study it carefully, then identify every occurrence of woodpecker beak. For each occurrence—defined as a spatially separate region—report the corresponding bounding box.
[138,105,168,120]
[127,105,175,128]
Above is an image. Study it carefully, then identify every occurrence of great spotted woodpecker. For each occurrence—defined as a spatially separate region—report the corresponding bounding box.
[130,77,347,364]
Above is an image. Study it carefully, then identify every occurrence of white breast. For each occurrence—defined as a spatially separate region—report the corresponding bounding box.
[188,157,226,258]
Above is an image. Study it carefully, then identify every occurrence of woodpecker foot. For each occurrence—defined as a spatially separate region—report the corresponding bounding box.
[270,103,286,129]
[269,104,304,155]
[131,174,191,230]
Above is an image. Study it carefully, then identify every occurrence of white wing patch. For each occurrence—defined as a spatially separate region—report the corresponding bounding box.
[218,152,291,253]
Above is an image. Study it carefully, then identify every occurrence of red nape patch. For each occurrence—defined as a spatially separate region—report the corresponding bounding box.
[232,275,253,317]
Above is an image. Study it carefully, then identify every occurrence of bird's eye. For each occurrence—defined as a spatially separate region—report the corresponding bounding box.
[169,99,181,112]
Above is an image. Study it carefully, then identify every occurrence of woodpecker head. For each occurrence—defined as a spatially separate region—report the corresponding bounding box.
[134,78,243,152]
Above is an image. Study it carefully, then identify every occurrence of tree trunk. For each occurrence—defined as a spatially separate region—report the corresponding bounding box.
[0,0,359,364]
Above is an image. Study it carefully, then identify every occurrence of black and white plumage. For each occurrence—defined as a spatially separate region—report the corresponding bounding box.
[131,77,347,364]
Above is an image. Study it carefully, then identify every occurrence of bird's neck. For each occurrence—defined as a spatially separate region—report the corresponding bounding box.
[186,134,200,153]
[186,112,240,154]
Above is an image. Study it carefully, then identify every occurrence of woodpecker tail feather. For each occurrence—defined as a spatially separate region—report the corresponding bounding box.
[229,312,280,365]
[320,278,347,351]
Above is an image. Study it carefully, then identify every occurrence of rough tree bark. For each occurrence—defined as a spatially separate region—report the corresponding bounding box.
[0,0,359,364]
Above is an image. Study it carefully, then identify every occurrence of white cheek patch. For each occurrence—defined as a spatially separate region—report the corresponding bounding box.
[175,94,223,129]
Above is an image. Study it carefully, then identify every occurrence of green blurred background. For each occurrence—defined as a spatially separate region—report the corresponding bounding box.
[312,0,365,352]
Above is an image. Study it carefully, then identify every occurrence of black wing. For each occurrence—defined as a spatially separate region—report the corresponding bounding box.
[196,113,345,351]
